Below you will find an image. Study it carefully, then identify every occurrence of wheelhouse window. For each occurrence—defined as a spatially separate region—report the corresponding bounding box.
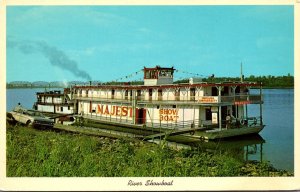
[144,70,158,79]
[37,96,42,103]
[158,70,173,77]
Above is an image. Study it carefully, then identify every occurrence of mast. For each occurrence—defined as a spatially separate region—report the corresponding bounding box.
[240,62,244,82]
[260,82,263,126]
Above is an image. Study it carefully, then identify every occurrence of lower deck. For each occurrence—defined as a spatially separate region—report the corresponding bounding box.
[80,113,264,140]
[77,100,254,128]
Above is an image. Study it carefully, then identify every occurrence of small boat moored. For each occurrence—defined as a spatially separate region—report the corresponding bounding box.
[7,104,54,128]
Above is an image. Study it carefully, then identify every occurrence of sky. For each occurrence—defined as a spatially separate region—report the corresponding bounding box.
[6,6,294,83]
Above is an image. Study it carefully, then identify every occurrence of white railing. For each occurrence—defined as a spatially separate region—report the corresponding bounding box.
[73,94,262,104]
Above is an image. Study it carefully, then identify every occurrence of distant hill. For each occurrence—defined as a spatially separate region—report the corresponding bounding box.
[7,75,294,89]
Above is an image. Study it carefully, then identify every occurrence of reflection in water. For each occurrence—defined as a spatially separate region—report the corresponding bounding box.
[151,134,265,163]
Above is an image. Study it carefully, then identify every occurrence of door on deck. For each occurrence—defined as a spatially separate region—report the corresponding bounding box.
[222,86,229,96]
[205,108,212,120]
[89,101,92,113]
[136,108,146,124]
[221,106,227,126]
[149,89,153,101]
[111,90,115,99]
[130,90,133,101]
[158,89,163,101]
[125,90,128,100]
[75,102,79,114]
[212,87,218,96]
[175,89,180,101]
[190,88,195,101]
[137,90,141,101]
[232,105,238,118]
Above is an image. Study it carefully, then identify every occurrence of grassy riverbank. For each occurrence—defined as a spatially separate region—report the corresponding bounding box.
[6,125,293,177]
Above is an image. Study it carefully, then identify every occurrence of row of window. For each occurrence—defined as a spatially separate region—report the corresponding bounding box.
[75,86,246,101]
[37,97,68,104]
[56,106,71,112]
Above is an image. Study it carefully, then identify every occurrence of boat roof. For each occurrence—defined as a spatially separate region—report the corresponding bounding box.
[73,81,262,90]
[37,89,71,95]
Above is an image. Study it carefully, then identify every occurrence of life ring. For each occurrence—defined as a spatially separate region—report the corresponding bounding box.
[253,118,257,125]
[199,136,205,141]
[240,119,245,125]
[190,130,195,135]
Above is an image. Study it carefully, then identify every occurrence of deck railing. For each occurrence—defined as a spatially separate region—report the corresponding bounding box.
[73,94,262,104]
[35,101,69,105]
[220,95,262,104]
[145,119,199,130]
[81,114,262,131]
[82,114,200,130]
[221,116,262,129]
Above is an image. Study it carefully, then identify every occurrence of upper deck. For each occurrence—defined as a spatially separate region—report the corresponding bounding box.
[72,81,263,106]
[71,66,263,106]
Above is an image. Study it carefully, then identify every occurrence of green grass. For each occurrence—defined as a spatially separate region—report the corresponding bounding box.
[6,125,293,177]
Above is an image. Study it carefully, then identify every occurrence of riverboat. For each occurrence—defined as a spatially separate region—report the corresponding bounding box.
[68,66,265,140]
[33,89,74,114]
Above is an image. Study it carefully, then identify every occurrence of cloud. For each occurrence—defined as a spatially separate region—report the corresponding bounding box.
[9,6,133,29]
[256,36,290,49]
[240,6,293,23]
[137,27,152,33]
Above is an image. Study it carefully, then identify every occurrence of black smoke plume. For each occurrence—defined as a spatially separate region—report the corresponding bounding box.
[7,38,92,81]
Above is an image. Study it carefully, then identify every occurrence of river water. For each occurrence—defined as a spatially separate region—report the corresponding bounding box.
[250,89,294,172]
[6,88,294,172]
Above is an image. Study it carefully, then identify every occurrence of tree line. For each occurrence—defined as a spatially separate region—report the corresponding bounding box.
[174,74,294,88]
[243,74,294,88]
[7,74,294,89]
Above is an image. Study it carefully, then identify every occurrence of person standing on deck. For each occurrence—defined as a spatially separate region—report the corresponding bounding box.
[14,102,23,112]
[226,114,231,129]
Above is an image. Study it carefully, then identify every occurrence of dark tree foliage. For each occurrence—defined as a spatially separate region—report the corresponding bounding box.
[244,74,294,88]
[174,75,294,88]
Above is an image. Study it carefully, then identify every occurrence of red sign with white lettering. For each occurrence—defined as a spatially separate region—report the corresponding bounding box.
[234,101,251,105]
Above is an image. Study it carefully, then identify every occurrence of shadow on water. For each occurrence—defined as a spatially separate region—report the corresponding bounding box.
[151,134,265,163]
